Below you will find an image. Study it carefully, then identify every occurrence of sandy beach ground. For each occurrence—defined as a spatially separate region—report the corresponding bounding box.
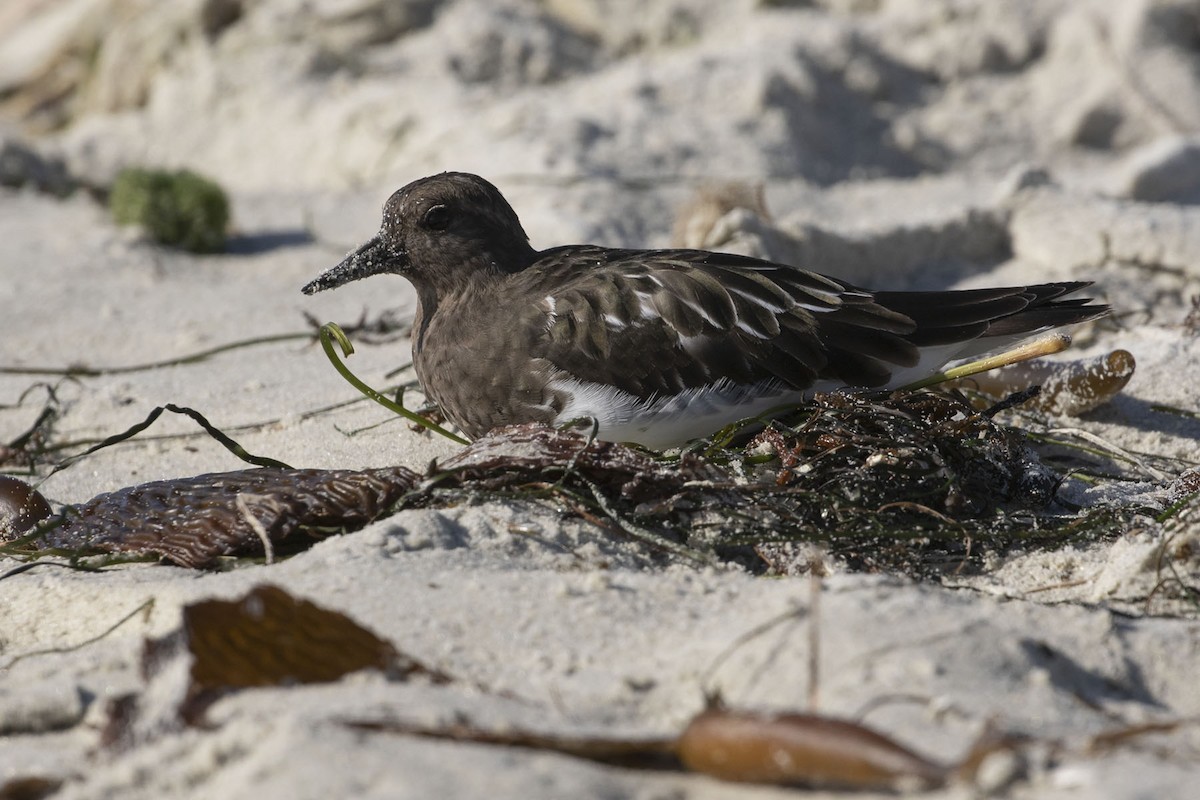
[2,1,1200,797]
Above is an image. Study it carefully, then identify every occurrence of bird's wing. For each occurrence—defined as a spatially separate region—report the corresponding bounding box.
[519,247,929,399]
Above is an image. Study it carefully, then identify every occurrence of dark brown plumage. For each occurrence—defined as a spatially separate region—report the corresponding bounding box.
[303,172,1108,448]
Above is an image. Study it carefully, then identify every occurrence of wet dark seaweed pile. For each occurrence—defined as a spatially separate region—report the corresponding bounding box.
[2,390,1146,578]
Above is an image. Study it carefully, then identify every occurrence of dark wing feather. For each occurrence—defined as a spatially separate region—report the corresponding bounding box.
[515,247,1107,400]
[519,247,924,397]
[872,282,1107,345]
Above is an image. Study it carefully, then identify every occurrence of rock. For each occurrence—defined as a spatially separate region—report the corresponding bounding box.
[80,0,212,116]
[0,0,103,95]
[877,0,1052,80]
[441,0,599,88]
[301,0,441,51]
[670,182,769,249]
[1108,0,1200,132]
[1116,135,1200,203]
[0,134,74,194]
[1035,0,1200,152]
[0,683,86,734]
[1011,185,1200,275]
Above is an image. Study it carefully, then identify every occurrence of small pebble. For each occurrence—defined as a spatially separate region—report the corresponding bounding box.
[974,748,1025,793]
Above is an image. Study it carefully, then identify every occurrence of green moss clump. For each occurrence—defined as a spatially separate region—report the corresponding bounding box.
[109,167,230,254]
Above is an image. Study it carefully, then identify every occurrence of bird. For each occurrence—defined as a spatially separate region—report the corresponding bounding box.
[302,172,1108,450]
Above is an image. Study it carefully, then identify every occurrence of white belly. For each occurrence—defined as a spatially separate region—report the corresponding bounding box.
[549,376,815,449]
[546,340,993,449]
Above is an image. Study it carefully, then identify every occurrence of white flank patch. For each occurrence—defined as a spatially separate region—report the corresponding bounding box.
[575,265,1074,412]
[547,335,1040,449]
[549,375,808,449]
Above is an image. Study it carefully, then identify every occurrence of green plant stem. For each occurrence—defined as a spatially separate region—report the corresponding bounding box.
[318,323,469,445]
[900,333,1072,391]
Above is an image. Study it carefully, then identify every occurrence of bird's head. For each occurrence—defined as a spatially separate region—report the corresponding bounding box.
[302,172,535,297]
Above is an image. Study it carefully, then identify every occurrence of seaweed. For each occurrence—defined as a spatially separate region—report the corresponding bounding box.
[109,167,230,253]
[102,585,452,749]
[22,467,418,568]
[2,328,1187,584]
[1,388,1161,577]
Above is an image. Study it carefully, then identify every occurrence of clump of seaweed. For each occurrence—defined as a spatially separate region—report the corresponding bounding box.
[748,390,1061,518]
[28,467,418,568]
[682,389,1084,575]
[3,393,1142,579]
[109,167,230,253]
[0,325,1172,580]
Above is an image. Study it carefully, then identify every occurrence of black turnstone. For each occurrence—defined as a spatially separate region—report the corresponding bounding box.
[302,172,1108,449]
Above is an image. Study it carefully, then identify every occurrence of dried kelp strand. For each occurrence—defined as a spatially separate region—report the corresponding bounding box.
[177,584,445,690]
[0,775,63,800]
[42,403,294,482]
[105,585,451,743]
[343,716,678,769]
[13,387,1131,577]
[675,708,947,790]
[437,423,721,503]
[39,467,418,567]
[950,349,1135,416]
[0,333,310,378]
[342,704,958,791]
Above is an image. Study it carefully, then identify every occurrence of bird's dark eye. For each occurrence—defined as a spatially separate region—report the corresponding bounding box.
[422,204,452,230]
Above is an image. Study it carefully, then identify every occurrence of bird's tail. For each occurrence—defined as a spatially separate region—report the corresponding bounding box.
[872,282,1109,348]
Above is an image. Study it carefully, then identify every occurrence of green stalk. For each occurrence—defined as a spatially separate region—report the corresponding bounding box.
[900,332,1073,391]
[318,323,469,445]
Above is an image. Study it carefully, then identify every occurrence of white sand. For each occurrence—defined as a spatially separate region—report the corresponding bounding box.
[2,1,1200,797]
